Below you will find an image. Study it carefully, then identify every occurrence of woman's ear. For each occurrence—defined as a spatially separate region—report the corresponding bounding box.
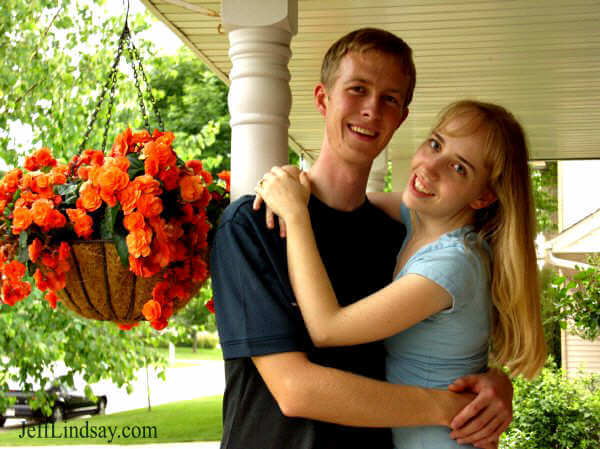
[470,188,497,210]
[314,83,328,117]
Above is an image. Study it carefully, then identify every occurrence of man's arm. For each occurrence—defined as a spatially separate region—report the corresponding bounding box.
[253,351,472,428]
[448,369,513,446]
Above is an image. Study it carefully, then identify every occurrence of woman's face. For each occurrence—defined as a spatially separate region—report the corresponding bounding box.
[402,113,496,225]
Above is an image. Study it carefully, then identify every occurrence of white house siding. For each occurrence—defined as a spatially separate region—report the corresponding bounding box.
[556,161,600,378]
[561,330,600,378]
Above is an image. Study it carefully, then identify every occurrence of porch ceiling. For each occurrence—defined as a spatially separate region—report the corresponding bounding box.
[141,0,600,162]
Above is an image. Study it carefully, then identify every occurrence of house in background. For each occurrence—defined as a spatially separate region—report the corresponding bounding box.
[543,160,600,377]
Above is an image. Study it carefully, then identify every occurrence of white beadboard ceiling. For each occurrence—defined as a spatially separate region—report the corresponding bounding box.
[140,0,600,162]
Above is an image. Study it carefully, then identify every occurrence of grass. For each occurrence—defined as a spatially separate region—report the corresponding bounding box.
[155,346,223,367]
[0,395,223,446]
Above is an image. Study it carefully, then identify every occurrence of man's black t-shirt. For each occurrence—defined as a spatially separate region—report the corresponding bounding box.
[212,194,406,449]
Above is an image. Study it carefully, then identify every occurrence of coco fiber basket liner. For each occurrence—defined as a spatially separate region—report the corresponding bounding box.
[56,241,191,324]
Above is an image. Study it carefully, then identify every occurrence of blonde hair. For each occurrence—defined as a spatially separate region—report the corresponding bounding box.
[434,100,546,379]
[320,28,416,108]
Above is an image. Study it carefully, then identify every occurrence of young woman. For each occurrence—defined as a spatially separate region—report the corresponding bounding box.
[255,100,546,449]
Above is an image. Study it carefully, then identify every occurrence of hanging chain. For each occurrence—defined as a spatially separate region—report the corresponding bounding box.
[128,36,164,133]
[79,4,163,154]
[79,25,127,153]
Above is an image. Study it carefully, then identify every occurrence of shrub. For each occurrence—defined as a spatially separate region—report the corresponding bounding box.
[501,358,600,449]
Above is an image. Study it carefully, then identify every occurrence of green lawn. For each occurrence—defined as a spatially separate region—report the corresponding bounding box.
[0,395,223,446]
[155,346,223,367]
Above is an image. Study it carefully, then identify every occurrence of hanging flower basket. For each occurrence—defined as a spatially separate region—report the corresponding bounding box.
[0,13,231,330]
[53,240,198,324]
[0,130,230,330]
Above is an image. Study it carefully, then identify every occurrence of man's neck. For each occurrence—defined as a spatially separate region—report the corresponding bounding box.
[308,154,372,212]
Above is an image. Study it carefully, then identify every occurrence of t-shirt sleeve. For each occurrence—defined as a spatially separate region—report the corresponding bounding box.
[210,201,309,359]
[404,246,479,314]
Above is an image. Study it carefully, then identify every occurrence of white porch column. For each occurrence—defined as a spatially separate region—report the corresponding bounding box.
[222,0,298,199]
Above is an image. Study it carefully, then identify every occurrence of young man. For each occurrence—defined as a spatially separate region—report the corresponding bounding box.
[211,28,512,449]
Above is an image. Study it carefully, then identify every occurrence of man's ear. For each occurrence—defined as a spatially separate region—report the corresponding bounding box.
[314,83,328,117]
[470,188,497,210]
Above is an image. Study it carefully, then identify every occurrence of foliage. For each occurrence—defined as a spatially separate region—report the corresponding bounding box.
[167,282,217,350]
[539,266,562,363]
[500,358,600,449]
[149,48,230,174]
[548,255,600,341]
[531,161,558,233]
[0,296,169,417]
[0,0,155,163]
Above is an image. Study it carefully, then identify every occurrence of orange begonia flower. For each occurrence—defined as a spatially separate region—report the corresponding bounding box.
[179,175,204,202]
[77,166,90,180]
[46,209,66,230]
[126,226,153,258]
[117,182,141,215]
[4,260,26,282]
[33,268,48,291]
[123,211,146,232]
[186,160,203,175]
[29,238,43,262]
[111,128,133,157]
[192,257,208,283]
[205,298,215,314]
[66,208,94,238]
[1,281,31,306]
[144,157,160,177]
[150,319,168,331]
[33,148,56,168]
[12,207,33,234]
[97,165,129,194]
[3,169,22,192]
[31,198,53,228]
[79,181,102,212]
[217,171,231,191]
[136,194,163,218]
[24,156,39,171]
[158,166,180,191]
[45,290,58,309]
[58,242,71,261]
[117,322,139,331]
[45,270,66,291]
[41,252,58,269]
[152,282,170,304]
[134,175,162,196]
[142,299,161,322]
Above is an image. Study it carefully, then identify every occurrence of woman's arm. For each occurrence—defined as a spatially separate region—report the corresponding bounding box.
[367,191,404,222]
[257,168,451,347]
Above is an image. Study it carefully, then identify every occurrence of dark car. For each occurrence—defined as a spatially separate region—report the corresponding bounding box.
[0,384,107,426]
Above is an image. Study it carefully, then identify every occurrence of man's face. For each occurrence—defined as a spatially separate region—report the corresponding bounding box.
[316,50,410,166]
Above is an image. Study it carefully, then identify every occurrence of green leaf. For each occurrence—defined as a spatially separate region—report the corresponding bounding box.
[113,232,129,267]
[54,183,79,206]
[127,153,144,179]
[100,204,120,240]
[17,230,29,263]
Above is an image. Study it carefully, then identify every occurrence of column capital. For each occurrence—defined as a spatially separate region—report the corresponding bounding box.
[221,0,298,35]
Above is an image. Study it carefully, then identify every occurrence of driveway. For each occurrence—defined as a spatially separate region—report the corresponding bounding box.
[96,360,225,414]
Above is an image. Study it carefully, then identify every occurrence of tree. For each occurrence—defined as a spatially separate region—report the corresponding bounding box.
[531,161,557,234]
[149,48,231,174]
[548,256,600,341]
[0,0,173,415]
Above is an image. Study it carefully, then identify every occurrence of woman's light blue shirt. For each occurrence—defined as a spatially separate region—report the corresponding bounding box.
[386,204,492,449]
